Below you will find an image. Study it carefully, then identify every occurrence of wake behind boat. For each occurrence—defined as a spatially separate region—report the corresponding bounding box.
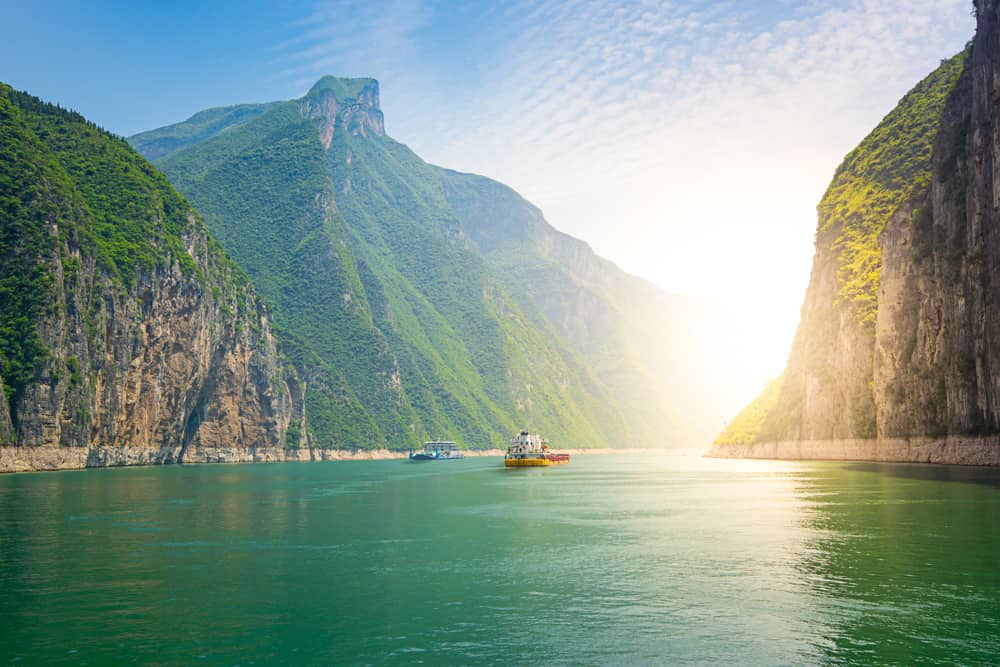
[409,441,465,461]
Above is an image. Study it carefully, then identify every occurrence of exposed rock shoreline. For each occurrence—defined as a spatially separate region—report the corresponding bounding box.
[0,446,404,473]
[705,437,1000,466]
[0,446,662,473]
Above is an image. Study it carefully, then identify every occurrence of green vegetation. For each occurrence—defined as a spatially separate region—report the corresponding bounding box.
[0,81,267,429]
[139,78,626,449]
[2,84,203,283]
[819,51,967,328]
[0,89,60,410]
[128,102,279,161]
[150,100,393,447]
[436,167,704,447]
[714,376,784,445]
[66,356,82,386]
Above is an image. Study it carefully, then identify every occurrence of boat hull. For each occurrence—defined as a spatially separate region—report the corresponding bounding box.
[505,457,551,467]
[504,455,569,467]
[505,431,569,467]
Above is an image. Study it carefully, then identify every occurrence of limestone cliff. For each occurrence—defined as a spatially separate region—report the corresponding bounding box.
[715,3,1000,463]
[298,77,385,148]
[0,83,303,470]
[875,0,1000,438]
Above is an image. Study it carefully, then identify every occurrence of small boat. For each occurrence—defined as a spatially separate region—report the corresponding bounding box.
[504,431,570,467]
[409,441,465,461]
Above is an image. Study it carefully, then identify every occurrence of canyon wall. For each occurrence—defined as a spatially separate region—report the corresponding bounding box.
[715,2,1000,465]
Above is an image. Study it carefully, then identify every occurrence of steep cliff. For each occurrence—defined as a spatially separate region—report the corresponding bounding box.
[716,2,1000,463]
[0,83,301,467]
[876,0,1000,438]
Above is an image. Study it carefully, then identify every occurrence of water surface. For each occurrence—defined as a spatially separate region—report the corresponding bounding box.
[1,453,998,665]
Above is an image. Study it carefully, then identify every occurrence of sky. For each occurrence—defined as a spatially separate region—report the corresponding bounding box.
[0,0,976,405]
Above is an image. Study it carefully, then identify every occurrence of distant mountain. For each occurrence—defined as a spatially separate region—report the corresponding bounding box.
[132,76,733,449]
[434,168,728,446]
[0,83,300,467]
[714,0,1000,464]
[128,102,280,161]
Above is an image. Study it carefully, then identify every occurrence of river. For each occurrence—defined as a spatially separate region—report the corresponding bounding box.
[1,453,998,664]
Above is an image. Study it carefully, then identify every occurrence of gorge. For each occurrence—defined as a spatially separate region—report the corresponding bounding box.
[0,74,737,471]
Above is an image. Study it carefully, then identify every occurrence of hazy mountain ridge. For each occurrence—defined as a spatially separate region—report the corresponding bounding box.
[435,167,730,445]
[715,0,1000,462]
[127,102,280,161]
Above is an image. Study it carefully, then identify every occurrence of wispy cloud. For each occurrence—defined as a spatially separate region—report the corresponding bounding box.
[268,0,434,95]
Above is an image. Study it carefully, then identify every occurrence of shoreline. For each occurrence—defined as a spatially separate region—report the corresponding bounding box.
[704,436,1000,467]
[0,445,664,474]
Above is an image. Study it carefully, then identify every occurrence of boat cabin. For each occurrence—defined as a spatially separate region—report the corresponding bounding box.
[423,441,458,453]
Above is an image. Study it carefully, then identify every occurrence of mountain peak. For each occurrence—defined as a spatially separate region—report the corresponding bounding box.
[305,76,379,107]
[299,76,384,148]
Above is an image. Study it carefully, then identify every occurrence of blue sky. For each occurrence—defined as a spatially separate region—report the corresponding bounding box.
[1,0,976,384]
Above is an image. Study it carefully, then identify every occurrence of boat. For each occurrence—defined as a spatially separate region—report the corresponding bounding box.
[504,431,570,467]
[408,441,465,461]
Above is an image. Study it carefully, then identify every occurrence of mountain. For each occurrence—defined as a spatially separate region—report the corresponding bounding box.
[0,83,303,471]
[434,169,730,445]
[128,102,280,162]
[712,0,1000,465]
[131,77,733,449]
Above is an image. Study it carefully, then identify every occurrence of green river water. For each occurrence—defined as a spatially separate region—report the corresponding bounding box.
[0,453,998,665]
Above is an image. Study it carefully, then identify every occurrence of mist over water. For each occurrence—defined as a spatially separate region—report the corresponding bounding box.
[1,454,998,665]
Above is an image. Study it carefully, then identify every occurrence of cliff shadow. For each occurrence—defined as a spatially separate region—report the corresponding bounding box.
[842,462,1000,488]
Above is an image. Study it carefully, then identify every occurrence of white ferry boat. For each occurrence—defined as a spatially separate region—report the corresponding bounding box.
[408,441,465,461]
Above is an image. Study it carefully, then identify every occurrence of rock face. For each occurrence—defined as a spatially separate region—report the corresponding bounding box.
[0,83,302,470]
[298,77,385,148]
[876,3,1000,439]
[714,2,1000,464]
[705,437,1000,466]
[0,444,406,473]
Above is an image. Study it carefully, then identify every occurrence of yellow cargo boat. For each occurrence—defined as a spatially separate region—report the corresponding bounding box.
[504,431,570,467]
